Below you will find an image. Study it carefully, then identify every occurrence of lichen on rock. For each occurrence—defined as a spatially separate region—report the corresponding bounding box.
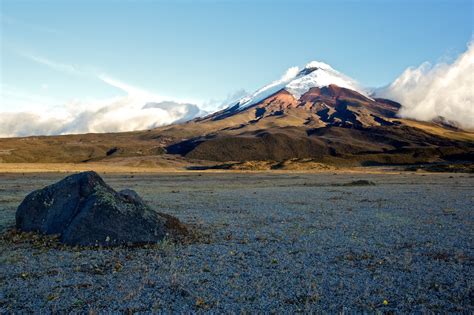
[16,171,187,246]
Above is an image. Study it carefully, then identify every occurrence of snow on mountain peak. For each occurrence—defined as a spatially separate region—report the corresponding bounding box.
[287,61,363,99]
[234,61,369,110]
[304,61,334,71]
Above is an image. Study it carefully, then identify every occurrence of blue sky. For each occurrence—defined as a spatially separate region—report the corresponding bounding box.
[1,0,473,112]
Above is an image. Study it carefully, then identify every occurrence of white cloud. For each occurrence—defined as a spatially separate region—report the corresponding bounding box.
[280,66,300,81]
[20,52,82,75]
[98,75,147,95]
[0,112,64,137]
[376,41,474,129]
[0,51,210,137]
[0,75,206,137]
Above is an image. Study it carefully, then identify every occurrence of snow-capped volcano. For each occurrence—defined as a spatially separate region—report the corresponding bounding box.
[234,61,369,110]
[3,59,471,168]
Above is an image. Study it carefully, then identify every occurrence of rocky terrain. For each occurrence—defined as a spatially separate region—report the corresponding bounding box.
[1,172,472,312]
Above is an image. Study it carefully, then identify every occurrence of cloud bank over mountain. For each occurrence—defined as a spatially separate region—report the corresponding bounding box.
[376,41,474,129]
[0,75,206,137]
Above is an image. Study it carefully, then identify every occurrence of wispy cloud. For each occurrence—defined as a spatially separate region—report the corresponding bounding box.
[20,52,82,75]
[98,74,152,96]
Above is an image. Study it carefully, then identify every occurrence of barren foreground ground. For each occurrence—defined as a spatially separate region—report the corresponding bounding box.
[0,172,473,312]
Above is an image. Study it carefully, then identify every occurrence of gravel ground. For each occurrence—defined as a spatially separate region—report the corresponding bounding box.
[0,171,473,312]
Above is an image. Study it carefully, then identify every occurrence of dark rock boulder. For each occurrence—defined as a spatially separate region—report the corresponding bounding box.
[16,171,187,246]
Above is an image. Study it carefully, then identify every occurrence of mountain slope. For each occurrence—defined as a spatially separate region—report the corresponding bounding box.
[0,61,473,167]
[161,62,473,165]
